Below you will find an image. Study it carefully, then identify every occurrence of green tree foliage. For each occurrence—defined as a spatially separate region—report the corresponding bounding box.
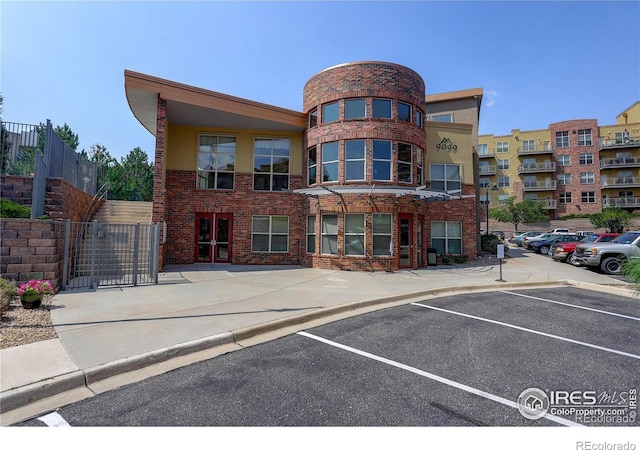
[589,206,632,233]
[489,196,548,231]
[87,145,154,202]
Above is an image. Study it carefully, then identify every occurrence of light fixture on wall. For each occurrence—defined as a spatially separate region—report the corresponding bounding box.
[572,130,577,134]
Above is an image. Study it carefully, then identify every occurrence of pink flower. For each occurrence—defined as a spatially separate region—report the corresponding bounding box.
[16,279,54,297]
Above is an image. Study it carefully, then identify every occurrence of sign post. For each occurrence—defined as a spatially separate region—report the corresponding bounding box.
[496,244,506,282]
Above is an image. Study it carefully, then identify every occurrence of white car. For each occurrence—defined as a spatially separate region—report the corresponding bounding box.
[549,228,570,234]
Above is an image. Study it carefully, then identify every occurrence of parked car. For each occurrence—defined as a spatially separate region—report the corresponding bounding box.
[508,231,527,243]
[573,230,640,274]
[522,232,559,249]
[515,231,545,247]
[549,228,571,234]
[528,234,582,255]
[492,230,505,241]
[550,233,620,265]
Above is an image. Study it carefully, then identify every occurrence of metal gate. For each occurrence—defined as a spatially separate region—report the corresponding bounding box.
[62,221,160,290]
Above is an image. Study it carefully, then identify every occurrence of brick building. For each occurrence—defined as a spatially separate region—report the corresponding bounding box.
[125,61,483,271]
[478,102,640,219]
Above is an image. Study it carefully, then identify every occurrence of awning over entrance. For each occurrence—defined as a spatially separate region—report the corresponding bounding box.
[294,185,473,201]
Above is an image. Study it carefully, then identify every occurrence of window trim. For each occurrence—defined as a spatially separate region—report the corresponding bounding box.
[398,102,412,123]
[559,192,572,204]
[345,139,366,181]
[556,131,569,149]
[581,191,596,203]
[197,134,237,191]
[307,146,317,186]
[251,215,290,253]
[431,221,463,255]
[578,129,593,146]
[372,140,392,181]
[372,98,392,119]
[430,163,462,193]
[253,137,291,192]
[344,98,366,120]
[372,213,392,257]
[321,141,339,183]
[321,101,339,123]
[321,214,338,255]
[344,213,365,256]
[579,153,594,165]
[306,215,316,254]
[397,142,412,184]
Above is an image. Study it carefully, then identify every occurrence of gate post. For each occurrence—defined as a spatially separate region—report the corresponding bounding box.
[132,223,140,286]
[152,223,159,284]
[91,220,97,289]
[62,220,71,291]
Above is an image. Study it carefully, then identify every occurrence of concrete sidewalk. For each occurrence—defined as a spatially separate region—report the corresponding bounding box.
[2,247,638,425]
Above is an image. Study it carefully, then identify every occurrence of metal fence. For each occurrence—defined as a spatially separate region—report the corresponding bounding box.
[1,119,97,194]
[62,220,160,290]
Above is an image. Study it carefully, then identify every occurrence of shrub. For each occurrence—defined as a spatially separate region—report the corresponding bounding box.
[621,258,640,286]
[0,278,16,318]
[453,254,468,264]
[0,199,31,218]
[441,255,453,265]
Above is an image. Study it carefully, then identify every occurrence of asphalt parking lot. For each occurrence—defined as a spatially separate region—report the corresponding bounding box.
[18,285,639,428]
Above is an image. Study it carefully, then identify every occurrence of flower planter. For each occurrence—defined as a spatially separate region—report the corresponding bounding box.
[20,294,43,309]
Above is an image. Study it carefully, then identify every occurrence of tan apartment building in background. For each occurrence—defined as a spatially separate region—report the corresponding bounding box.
[478,101,640,220]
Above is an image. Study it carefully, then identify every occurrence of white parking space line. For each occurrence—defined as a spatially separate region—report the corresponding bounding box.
[499,290,640,322]
[411,303,640,361]
[37,411,71,427]
[297,331,582,427]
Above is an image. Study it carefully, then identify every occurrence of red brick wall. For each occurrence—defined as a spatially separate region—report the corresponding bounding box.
[0,219,64,288]
[0,175,33,206]
[550,119,600,215]
[153,97,168,270]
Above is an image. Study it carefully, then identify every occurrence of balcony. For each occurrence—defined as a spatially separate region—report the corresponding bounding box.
[599,136,640,150]
[601,176,640,188]
[523,180,557,192]
[518,162,556,174]
[599,156,640,169]
[477,150,496,159]
[603,196,640,208]
[478,165,497,175]
[516,143,554,156]
[531,199,557,209]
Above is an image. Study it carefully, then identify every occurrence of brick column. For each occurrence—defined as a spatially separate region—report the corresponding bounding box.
[153,96,167,270]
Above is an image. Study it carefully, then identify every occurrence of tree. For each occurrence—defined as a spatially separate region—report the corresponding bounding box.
[85,143,117,190]
[489,196,548,231]
[589,206,633,233]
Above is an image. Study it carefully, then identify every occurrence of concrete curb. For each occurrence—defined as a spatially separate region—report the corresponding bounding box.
[2,278,635,421]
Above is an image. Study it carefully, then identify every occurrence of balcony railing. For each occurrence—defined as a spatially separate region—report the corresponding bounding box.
[479,165,497,175]
[600,156,640,169]
[523,180,557,191]
[601,176,640,188]
[599,136,640,149]
[603,197,640,208]
[516,143,554,156]
[477,150,496,159]
[530,199,557,209]
[517,162,556,174]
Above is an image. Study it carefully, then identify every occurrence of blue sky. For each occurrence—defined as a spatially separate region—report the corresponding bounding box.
[2,1,639,161]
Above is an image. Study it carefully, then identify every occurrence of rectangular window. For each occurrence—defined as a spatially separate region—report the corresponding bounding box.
[345,99,366,119]
[431,221,462,255]
[197,135,236,190]
[479,177,490,188]
[398,143,412,183]
[581,191,596,203]
[308,146,317,186]
[557,155,570,166]
[252,215,289,253]
[322,142,339,182]
[372,99,392,118]
[344,214,365,256]
[253,138,290,191]
[416,147,424,185]
[498,159,510,170]
[557,174,572,185]
[432,114,453,123]
[497,141,509,153]
[322,101,339,123]
[306,216,316,254]
[499,176,510,187]
[578,129,592,146]
[430,163,461,193]
[398,102,411,122]
[477,143,488,156]
[580,172,595,184]
[345,140,365,181]
[415,110,423,128]
[309,108,318,128]
[321,215,338,255]
[579,153,594,165]
[556,131,569,148]
[559,192,572,204]
[522,139,535,151]
[373,140,392,181]
[372,213,392,256]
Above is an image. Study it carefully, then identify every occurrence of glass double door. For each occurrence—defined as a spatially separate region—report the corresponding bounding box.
[195,213,232,263]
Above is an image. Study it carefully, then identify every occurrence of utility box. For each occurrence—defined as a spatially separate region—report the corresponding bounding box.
[427,248,438,266]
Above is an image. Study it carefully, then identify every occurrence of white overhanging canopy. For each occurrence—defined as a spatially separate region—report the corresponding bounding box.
[294,185,474,201]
